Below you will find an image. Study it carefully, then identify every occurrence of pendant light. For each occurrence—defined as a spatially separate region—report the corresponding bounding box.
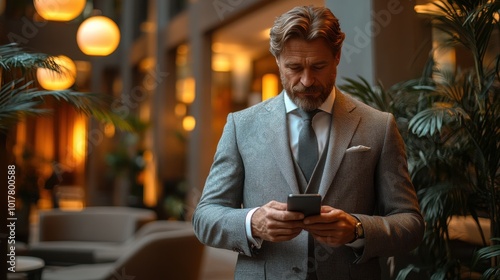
[33,0,86,21]
[76,16,120,56]
[37,55,77,90]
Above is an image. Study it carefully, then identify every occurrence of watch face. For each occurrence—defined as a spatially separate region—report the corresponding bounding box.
[356,222,364,238]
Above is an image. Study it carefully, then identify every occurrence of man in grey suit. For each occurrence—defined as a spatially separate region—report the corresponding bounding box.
[193,5,424,280]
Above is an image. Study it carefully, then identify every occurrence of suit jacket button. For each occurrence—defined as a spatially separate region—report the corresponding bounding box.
[292,267,301,273]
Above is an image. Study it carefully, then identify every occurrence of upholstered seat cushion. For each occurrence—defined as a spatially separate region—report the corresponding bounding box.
[42,263,114,280]
[28,241,127,264]
[38,212,137,243]
[28,207,157,265]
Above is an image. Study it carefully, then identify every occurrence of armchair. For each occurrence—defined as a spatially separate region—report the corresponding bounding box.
[41,222,205,280]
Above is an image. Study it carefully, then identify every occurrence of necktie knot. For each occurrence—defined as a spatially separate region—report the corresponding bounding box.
[298,109,320,122]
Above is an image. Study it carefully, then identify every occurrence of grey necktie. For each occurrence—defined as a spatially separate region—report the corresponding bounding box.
[298,108,320,183]
[298,108,321,279]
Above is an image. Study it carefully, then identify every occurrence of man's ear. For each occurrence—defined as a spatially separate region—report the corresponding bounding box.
[334,50,341,65]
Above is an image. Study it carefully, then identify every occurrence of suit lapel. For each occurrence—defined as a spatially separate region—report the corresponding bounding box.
[318,91,360,197]
[266,93,302,194]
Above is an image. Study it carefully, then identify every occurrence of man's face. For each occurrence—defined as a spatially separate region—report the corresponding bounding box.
[277,38,340,111]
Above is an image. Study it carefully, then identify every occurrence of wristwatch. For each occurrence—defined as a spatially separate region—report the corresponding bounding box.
[354,221,365,240]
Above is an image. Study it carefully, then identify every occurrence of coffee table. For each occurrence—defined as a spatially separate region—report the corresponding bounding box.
[7,256,45,280]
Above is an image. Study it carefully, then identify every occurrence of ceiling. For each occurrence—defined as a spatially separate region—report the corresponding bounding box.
[212,0,325,59]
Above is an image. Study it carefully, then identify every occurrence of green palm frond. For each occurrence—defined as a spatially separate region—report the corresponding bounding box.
[0,43,133,133]
[0,43,60,82]
[407,72,477,137]
[340,75,435,120]
[0,43,51,69]
[424,0,499,57]
[409,105,466,137]
[343,2,499,278]
[340,76,394,113]
[428,0,500,83]
[472,238,500,279]
[0,79,132,132]
[0,81,49,129]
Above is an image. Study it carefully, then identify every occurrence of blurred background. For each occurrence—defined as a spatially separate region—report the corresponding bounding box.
[0,0,434,225]
[2,0,499,279]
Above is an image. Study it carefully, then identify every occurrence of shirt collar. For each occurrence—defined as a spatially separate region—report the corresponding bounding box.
[284,87,336,114]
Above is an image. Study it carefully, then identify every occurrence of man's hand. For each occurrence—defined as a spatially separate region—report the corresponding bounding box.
[302,205,358,247]
[251,200,304,242]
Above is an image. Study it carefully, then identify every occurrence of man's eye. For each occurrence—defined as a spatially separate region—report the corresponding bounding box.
[313,65,326,70]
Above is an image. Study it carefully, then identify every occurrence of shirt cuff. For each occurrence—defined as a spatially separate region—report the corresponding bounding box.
[245,207,263,249]
[346,238,365,249]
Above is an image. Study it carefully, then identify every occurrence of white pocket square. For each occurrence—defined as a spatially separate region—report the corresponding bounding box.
[346,145,371,153]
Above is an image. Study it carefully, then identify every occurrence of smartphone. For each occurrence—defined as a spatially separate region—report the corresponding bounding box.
[287,194,321,217]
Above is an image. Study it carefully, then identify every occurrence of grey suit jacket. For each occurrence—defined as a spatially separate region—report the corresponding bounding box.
[192,91,424,280]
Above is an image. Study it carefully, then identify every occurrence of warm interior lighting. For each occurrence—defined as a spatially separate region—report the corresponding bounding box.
[414,1,446,15]
[415,0,498,19]
[139,57,156,72]
[14,120,27,164]
[260,28,271,40]
[37,55,76,90]
[212,53,231,72]
[175,103,187,117]
[432,27,456,77]
[183,116,196,131]
[0,0,6,16]
[232,55,252,103]
[33,0,86,21]
[176,44,189,66]
[57,186,85,210]
[74,60,91,88]
[176,77,195,104]
[77,16,120,56]
[104,123,115,138]
[142,150,157,207]
[262,73,279,101]
[72,115,87,164]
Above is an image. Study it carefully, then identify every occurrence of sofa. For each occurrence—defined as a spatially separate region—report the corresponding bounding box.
[27,206,157,265]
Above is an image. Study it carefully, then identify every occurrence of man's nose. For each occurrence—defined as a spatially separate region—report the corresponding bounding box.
[300,70,315,87]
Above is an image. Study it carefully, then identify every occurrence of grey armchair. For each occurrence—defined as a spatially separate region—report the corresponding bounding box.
[42,222,205,280]
[27,207,157,265]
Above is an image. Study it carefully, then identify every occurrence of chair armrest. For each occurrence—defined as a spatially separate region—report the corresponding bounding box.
[26,247,95,266]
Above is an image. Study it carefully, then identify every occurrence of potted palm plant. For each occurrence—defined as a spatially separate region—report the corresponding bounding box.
[340,0,499,278]
[0,43,131,134]
[0,42,131,277]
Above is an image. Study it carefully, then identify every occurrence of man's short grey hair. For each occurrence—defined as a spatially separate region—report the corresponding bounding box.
[269,5,345,58]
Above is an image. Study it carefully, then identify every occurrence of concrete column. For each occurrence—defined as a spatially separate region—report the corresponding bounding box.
[150,0,171,207]
[326,0,375,85]
[186,3,214,217]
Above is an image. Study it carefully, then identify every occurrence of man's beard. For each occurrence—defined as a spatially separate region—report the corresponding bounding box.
[283,77,333,111]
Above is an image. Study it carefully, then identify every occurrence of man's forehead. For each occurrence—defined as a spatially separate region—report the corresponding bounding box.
[280,38,332,58]
[280,49,333,64]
